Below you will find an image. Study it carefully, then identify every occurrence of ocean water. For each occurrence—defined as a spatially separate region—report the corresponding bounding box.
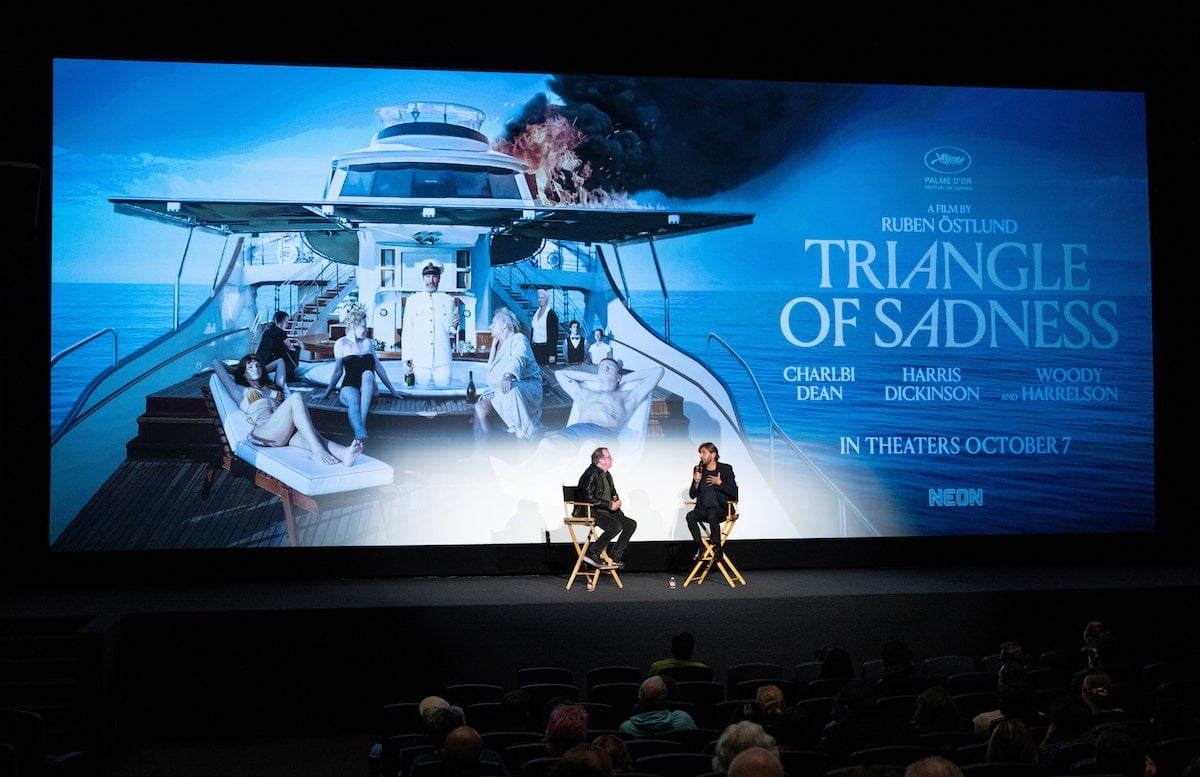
[50,283,1156,537]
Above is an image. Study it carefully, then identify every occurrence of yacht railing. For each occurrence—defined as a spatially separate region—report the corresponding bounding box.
[702,332,880,538]
[51,328,118,371]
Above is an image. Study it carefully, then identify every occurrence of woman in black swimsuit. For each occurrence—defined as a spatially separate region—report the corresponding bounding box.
[321,304,398,442]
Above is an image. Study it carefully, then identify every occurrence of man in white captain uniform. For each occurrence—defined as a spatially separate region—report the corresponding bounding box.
[401,260,459,387]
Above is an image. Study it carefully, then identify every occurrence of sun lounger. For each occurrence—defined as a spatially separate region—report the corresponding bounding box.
[202,373,396,545]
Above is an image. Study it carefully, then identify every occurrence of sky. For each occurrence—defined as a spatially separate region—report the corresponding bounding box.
[51,58,1151,293]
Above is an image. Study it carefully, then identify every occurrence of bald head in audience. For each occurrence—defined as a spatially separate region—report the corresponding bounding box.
[727,746,784,777]
[442,726,483,772]
[905,756,964,777]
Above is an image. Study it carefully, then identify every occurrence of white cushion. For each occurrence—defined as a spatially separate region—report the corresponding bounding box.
[209,374,394,494]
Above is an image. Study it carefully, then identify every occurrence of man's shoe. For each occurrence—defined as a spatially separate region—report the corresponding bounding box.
[582,552,602,568]
[692,548,705,562]
[609,558,626,569]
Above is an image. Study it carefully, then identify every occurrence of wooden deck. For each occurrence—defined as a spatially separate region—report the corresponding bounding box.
[54,360,689,551]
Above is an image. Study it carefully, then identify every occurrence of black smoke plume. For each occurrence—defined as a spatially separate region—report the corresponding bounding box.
[502,74,865,200]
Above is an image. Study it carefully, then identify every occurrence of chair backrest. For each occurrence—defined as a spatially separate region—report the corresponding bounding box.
[876,694,920,721]
[949,672,1001,695]
[656,665,715,683]
[399,744,437,777]
[502,742,553,774]
[1038,648,1089,674]
[674,681,726,728]
[805,677,857,699]
[624,738,683,760]
[589,682,641,722]
[587,666,644,693]
[633,751,714,777]
[520,682,580,730]
[734,678,800,705]
[445,683,507,707]
[518,666,575,687]
[464,702,505,734]
[849,745,935,767]
[725,662,782,698]
[863,659,887,685]
[779,749,833,777]
[381,702,425,736]
[953,692,1000,718]
[580,701,618,731]
[924,655,979,683]
[796,696,837,727]
[654,728,722,754]
[794,661,825,686]
[961,764,1050,777]
[481,731,543,753]
[521,756,562,777]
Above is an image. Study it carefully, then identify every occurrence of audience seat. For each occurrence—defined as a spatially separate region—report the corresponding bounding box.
[779,748,833,777]
[949,672,1001,695]
[848,745,935,768]
[521,756,561,777]
[734,678,800,705]
[960,763,1050,777]
[502,742,553,774]
[625,739,683,760]
[923,655,979,684]
[588,665,643,693]
[655,728,722,754]
[633,751,714,777]
[725,662,783,698]
[444,683,506,707]
[1037,649,1088,675]
[516,666,574,687]
[656,665,714,683]
[588,682,641,722]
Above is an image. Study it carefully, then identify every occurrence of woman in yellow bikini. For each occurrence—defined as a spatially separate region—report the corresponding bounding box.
[211,355,361,466]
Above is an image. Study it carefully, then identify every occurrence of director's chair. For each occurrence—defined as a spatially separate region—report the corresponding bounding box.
[682,500,746,588]
[562,484,623,590]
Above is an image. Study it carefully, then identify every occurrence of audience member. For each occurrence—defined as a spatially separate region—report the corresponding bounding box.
[549,743,615,777]
[1081,670,1124,720]
[712,721,779,773]
[545,702,589,757]
[985,718,1040,764]
[500,689,533,732]
[912,686,968,735]
[996,641,1030,692]
[821,681,919,767]
[1039,694,1097,773]
[591,735,632,773]
[618,676,696,737]
[1094,724,1157,777]
[877,639,935,696]
[648,631,708,677]
[731,684,820,751]
[905,755,965,777]
[413,707,509,776]
[815,646,857,680]
[973,651,1040,737]
[726,745,784,777]
[443,725,508,777]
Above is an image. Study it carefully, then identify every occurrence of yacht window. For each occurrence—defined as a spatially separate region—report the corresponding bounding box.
[337,163,525,199]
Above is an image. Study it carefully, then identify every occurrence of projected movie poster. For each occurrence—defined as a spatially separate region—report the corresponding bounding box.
[50,61,1153,548]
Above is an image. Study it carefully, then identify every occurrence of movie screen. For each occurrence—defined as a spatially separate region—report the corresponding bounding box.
[49,59,1154,550]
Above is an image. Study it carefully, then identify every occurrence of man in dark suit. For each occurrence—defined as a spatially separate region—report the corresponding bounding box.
[686,441,739,564]
[256,309,300,382]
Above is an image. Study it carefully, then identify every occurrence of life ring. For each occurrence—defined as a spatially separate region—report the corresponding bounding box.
[547,251,562,269]
[278,244,298,262]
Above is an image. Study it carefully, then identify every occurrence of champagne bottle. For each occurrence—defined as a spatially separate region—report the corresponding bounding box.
[466,371,477,404]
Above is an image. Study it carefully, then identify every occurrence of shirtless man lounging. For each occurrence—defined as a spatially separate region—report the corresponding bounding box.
[538,358,665,455]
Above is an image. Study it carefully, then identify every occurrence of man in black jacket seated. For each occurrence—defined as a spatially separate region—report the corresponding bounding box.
[573,447,637,569]
[685,441,739,564]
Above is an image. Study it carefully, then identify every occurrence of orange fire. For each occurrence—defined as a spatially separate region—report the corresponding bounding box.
[496,106,635,207]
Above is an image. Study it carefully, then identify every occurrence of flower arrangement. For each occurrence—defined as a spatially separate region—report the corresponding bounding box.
[371,338,388,352]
